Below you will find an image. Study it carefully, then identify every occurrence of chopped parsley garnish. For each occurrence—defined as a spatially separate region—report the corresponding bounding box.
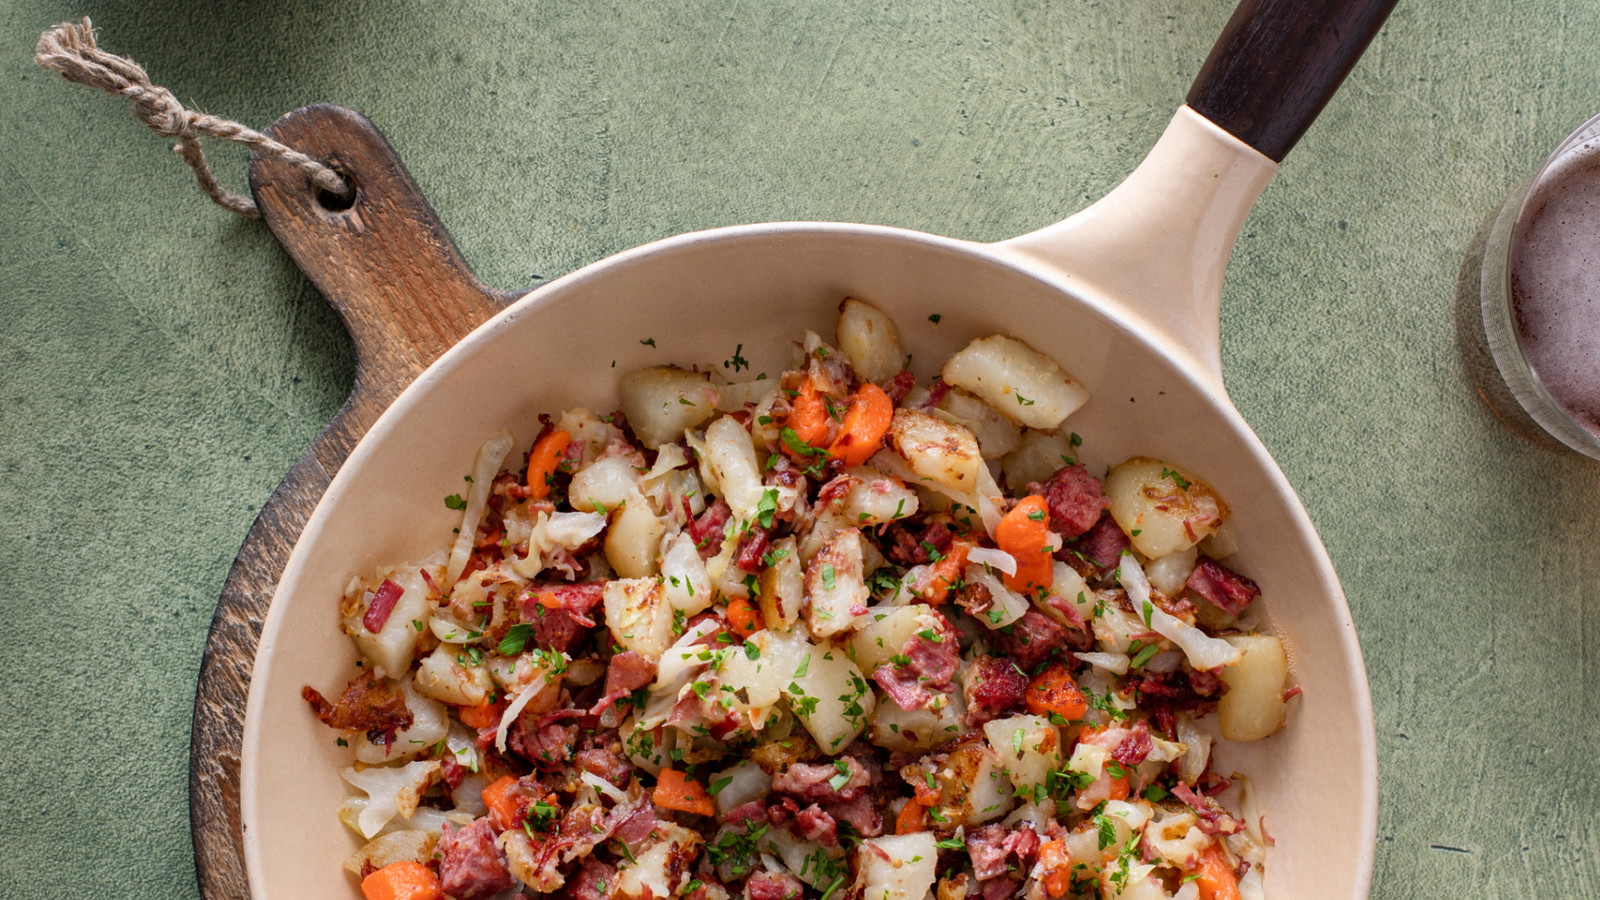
[828,759,853,791]
[444,493,467,510]
[756,488,779,529]
[780,427,829,458]
[1129,642,1161,669]
[497,623,532,655]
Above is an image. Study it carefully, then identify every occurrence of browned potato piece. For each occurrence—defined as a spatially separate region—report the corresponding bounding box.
[1104,457,1228,558]
[1218,634,1290,741]
[885,408,982,495]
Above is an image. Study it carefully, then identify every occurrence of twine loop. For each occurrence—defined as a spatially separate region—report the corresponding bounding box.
[34,18,353,218]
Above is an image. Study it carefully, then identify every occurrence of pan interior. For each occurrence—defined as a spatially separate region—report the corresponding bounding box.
[242,222,1374,899]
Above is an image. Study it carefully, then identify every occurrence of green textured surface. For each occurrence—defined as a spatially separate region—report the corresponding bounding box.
[3,0,1598,897]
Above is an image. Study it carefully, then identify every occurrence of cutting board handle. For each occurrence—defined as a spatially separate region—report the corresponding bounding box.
[248,104,521,396]
[190,104,515,900]
[1187,0,1398,163]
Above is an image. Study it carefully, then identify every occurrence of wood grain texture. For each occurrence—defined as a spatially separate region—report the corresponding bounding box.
[1187,0,1398,162]
[188,105,516,899]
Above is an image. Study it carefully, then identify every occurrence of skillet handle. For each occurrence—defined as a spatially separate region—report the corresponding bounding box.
[1187,0,1398,162]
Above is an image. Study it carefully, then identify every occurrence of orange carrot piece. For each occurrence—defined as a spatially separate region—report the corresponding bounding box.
[457,700,505,730]
[726,596,764,638]
[1025,664,1089,721]
[652,768,716,817]
[361,861,443,900]
[894,799,927,834]
[1107,773,1131,801]
[481,775,524,831]
[995,495,1054,593]
[914,540,971,604]
[1036,840,1072,898]
[525,428,571,500]
[827,383,894,466]
[784,381,832,453]
[1193,844,1243,900]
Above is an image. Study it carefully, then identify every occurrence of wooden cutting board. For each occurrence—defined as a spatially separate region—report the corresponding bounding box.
[187,104,521,899]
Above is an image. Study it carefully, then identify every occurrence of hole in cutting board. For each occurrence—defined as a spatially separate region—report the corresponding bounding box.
[315,166,357,212]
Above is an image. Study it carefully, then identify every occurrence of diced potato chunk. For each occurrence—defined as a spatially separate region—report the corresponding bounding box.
[1003,428,1077,494]
[1104,457,1228,558]
[757,535,803,632]
[342,829,436,878]
[659,532,714,614]
[343,565,435,677]
[836,297,906,383]
[1218,634,1289,741]
[928,738,1011,826]
[620,366,720,449]
[805,529,869,638]
[838,468,919,526]
[870,691,963,753]
[413,644,494,706]
[785,642,874,753]
[982,714,1063,791]
[704,415,765,526]
[848,604,934,673]
[855,833,937,900]
[934,388,1022,459]
[605,491,666,578]
[885,409,981,495]
[568,455,641,513]
[614,822,701,900]
[941,335,1089,430]
[604,578,674,659]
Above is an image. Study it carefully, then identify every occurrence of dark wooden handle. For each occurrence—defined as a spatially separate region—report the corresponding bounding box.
[1186,0,1398,162]
[189,104,517,899]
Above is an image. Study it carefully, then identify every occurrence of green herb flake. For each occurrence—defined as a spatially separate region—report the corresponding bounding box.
[497,623,532,656]
[757,488,779,529]
[444,493,467,510]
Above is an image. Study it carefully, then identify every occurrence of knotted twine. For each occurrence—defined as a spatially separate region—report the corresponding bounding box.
[34,18,352,218]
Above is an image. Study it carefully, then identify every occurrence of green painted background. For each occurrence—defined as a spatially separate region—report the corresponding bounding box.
[3,0,1597,896]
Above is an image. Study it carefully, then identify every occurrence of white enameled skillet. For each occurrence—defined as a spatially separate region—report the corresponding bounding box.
[238,1,1394,896]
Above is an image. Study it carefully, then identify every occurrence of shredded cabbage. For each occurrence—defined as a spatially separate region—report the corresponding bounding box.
[1119,553,1242,671]
[446,431,515,588]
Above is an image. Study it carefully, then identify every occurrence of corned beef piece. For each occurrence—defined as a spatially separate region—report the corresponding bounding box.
[439,818,513,900]
[1026,463,1108,539]
[991,609,1089,668]
[962,655,1030,726]
[1058,512,1130,574]
[772,757,873,803]
[1186,555,1261,615]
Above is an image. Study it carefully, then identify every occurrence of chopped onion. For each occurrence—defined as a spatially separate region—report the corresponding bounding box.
[966,545,1018,576]
[973,461,1006,539]
[581,770,630,804]
[636,619,722,729]
[1119,553,1241,671]
[1176,714,1212,785]
[494,652,565,752]
[708,760,771,814]
[446,432,515,588]
[1074,651,1130,675]
[510,510,608,578]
